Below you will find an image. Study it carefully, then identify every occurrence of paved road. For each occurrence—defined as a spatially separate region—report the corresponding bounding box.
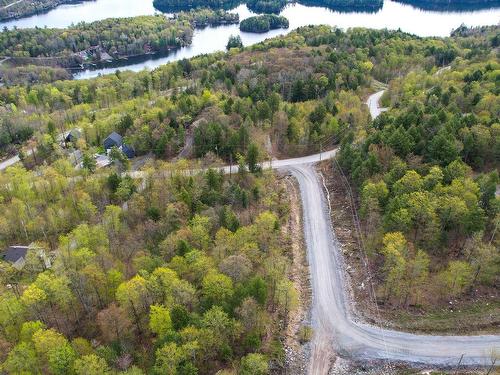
[0,147,36,171]
[0,154,20,170]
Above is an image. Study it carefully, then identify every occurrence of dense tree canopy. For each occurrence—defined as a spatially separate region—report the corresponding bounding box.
[0,10,238,67]
[339,26,499,307]
[0,0,92,21]
[0,155,296,373]
[0,22,498,373]
[240,14,289,33]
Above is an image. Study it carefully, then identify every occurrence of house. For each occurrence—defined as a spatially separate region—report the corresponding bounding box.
[104,132,135,159]
[120,144,135,159]
[1,246,29,270]
[57,128,81,147]
[64,129,81,144]
[1,245,51,271]
[104,132,123,151]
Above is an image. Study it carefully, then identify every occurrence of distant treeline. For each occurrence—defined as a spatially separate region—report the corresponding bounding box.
[153,0,243,12]
[240,14,289,33]
[298,0,383,12]
[0,10,238,67]
[246,0,288,13]
[0,0,92,21]
[395,0,500,10]
[153,0,384,13]
[175,8,239,26]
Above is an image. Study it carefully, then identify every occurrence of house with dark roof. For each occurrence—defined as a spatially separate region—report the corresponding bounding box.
[1,245,51,270]
[57,128,82,147]
[65,129,82,144]
[104,132,123,151]
[120,144,135,159]
[1,246,29,270]
[104,131,135,159]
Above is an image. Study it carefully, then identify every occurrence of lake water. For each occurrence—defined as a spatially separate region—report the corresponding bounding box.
[1,0,499,80]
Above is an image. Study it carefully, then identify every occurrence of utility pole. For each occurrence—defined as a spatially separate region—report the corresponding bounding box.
[454,354,464,375]
[487,358,497,375]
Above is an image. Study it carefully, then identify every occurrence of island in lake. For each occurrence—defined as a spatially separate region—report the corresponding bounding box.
[240,14,289,33]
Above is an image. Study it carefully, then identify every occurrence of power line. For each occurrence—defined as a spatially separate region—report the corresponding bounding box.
[330,155,393,371]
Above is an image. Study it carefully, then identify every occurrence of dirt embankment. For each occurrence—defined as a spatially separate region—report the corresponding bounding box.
[280,175,315,374]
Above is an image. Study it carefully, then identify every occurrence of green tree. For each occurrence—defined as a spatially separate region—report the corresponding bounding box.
[3,342,39,374]
[202,272,234,308]
[73,354,111,375]
[149,305,173,337]
[438,260,473,298]
[380,232,429,306]
[239,353,268,375]
[154,342,184,375]
[226,35,243,50]
[246,143,261,174]
[20,321,46,342]
[47,343,77,375]
[82,152,97,173]
[201,306,239,350]
[116,275,150,335]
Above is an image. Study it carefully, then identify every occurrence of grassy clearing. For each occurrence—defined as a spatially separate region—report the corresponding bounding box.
[385,300,500,334]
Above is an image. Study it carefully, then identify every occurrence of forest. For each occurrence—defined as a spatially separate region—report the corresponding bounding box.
[239,14,289,33]
[298,0,382,11]
[0,0,90,21]
[153,0,382,13]
[0,23,498,374]
[153,0,243,12]
[0,25,466,159]
[175,8,240,27]
[0,10,238,67]
[339,26,499,312]
[0,64,71,86]
[395,0,500,11]
[245,0,288,13]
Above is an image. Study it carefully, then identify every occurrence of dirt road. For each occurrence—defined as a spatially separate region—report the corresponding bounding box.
[287,164,500,371]
[366,90,387,119]
[281,90,499,372]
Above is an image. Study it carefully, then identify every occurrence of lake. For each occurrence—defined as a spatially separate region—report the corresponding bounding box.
[1,0,499,80]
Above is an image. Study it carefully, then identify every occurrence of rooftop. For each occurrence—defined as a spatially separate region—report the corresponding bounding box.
[1,245,29,263]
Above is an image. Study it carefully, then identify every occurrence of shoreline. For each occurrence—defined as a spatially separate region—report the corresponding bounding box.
[0,0,91,23]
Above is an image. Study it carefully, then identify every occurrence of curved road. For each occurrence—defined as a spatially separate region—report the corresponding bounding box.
[366,89,387,119]
[287,164,499,368]
[284,91,499,370]
[8,89,496,368]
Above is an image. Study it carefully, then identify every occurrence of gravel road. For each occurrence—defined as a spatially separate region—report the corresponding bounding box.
[366,90,387,119]
[286,164,500,370]
[279,90,500,372]
[16,87,496,370]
